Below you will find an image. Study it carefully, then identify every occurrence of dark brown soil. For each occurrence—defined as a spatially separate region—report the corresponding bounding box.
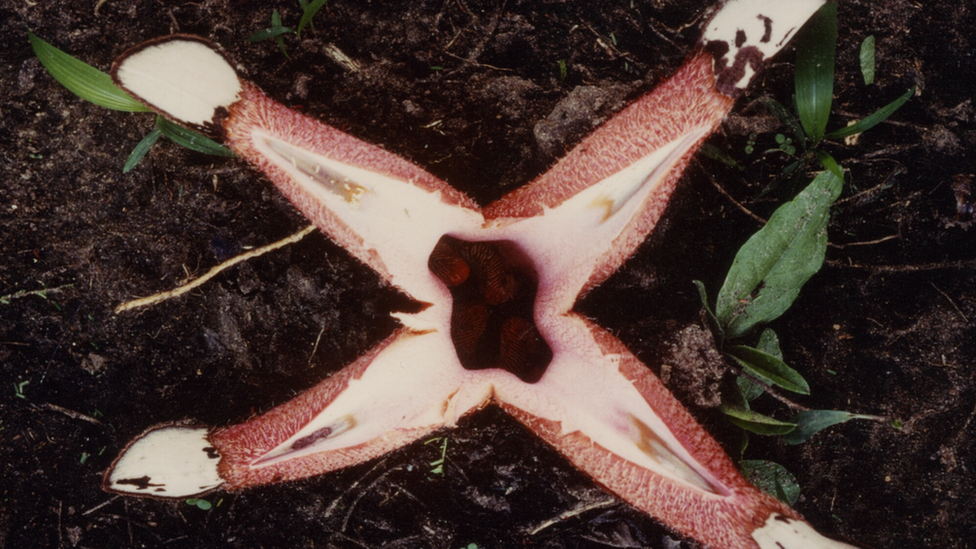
[2,1,974,548]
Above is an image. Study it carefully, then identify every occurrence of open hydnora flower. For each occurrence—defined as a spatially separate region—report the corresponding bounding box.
[102,1,855,548]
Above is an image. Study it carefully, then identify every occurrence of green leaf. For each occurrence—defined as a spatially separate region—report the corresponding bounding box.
[824,86,914,140]
[272,10,291,57]
[783,409,882,445]
[186,498,212,510]
[756,328,782,359]
[28,31,150,112]
[123,128,162,173]
[298,0,329,36]
[794,2,837,144]
[760,97,806,147]
[155,116,235,157]
[716,170,843,338]
[693,280,724,344]
[700,143,741,169]
[736,375,765,402]
[721,404,797,435]
[740,460,800,505]
[860,35,876,85]
[728,345,810,395]
[735,328,781,401]
[815,150,844,182]
[248,26,296,42]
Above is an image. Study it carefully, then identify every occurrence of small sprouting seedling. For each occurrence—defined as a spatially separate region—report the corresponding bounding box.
[248,0,329,56]
[248,10,294,57]
[744,132,757,155]
[80,452,90,464]
[424,436,449,476]
[756,3,912,192]
[28,31,233,173]
[14,380,29,399]
[185,498,212,510]
[773,133,796,156]
[460,544,480,549]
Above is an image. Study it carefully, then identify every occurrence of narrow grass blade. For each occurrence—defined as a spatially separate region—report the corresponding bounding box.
[794,2,837,143]
[815,150,844,182]
[124,128,162,173]
[29,31,150,112]
[298,0,329,36]
[825,87,914,139]
[248,26,296,42]
[156,116,235,157]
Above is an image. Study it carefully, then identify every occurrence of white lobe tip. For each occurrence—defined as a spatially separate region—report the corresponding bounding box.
[113,37,242,128]
[703,0,826,93]
[752,514,858,549]
[104,425,223,498]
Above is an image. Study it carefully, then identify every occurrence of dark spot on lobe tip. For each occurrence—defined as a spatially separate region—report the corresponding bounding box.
[735,29,747,48]
[758,14,773,43]
[116,475,162,490]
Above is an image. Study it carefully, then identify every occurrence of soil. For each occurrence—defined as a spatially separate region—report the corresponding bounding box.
[1,1,974,548]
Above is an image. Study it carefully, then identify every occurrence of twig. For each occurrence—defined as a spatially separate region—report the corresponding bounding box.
[115,225,315,313]
[0,283,74,305]
[825,258,976,272]
[35,402,103,425]
[83,495,120,516]
[930,282,969,323]
[529,498,618,535]
[701,167,767,225]
[828,234,900,249]
[309,320,329,367]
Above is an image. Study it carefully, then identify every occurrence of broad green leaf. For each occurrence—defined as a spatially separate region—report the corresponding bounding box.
[736,375,765,401]
[28,31,150,112]
[298,0,329,36]
[824,87,914,140]
[860,35,876,85]
[123,128,162,173]
[721,404,797,435]
[740,460,800,505]
[728,345,810,395]
[794,2,837,144]
[756,328,782,359]
[783,409,882,445]
[736,328,782,401]
[716,170,843,338]
[155,116,235,157]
